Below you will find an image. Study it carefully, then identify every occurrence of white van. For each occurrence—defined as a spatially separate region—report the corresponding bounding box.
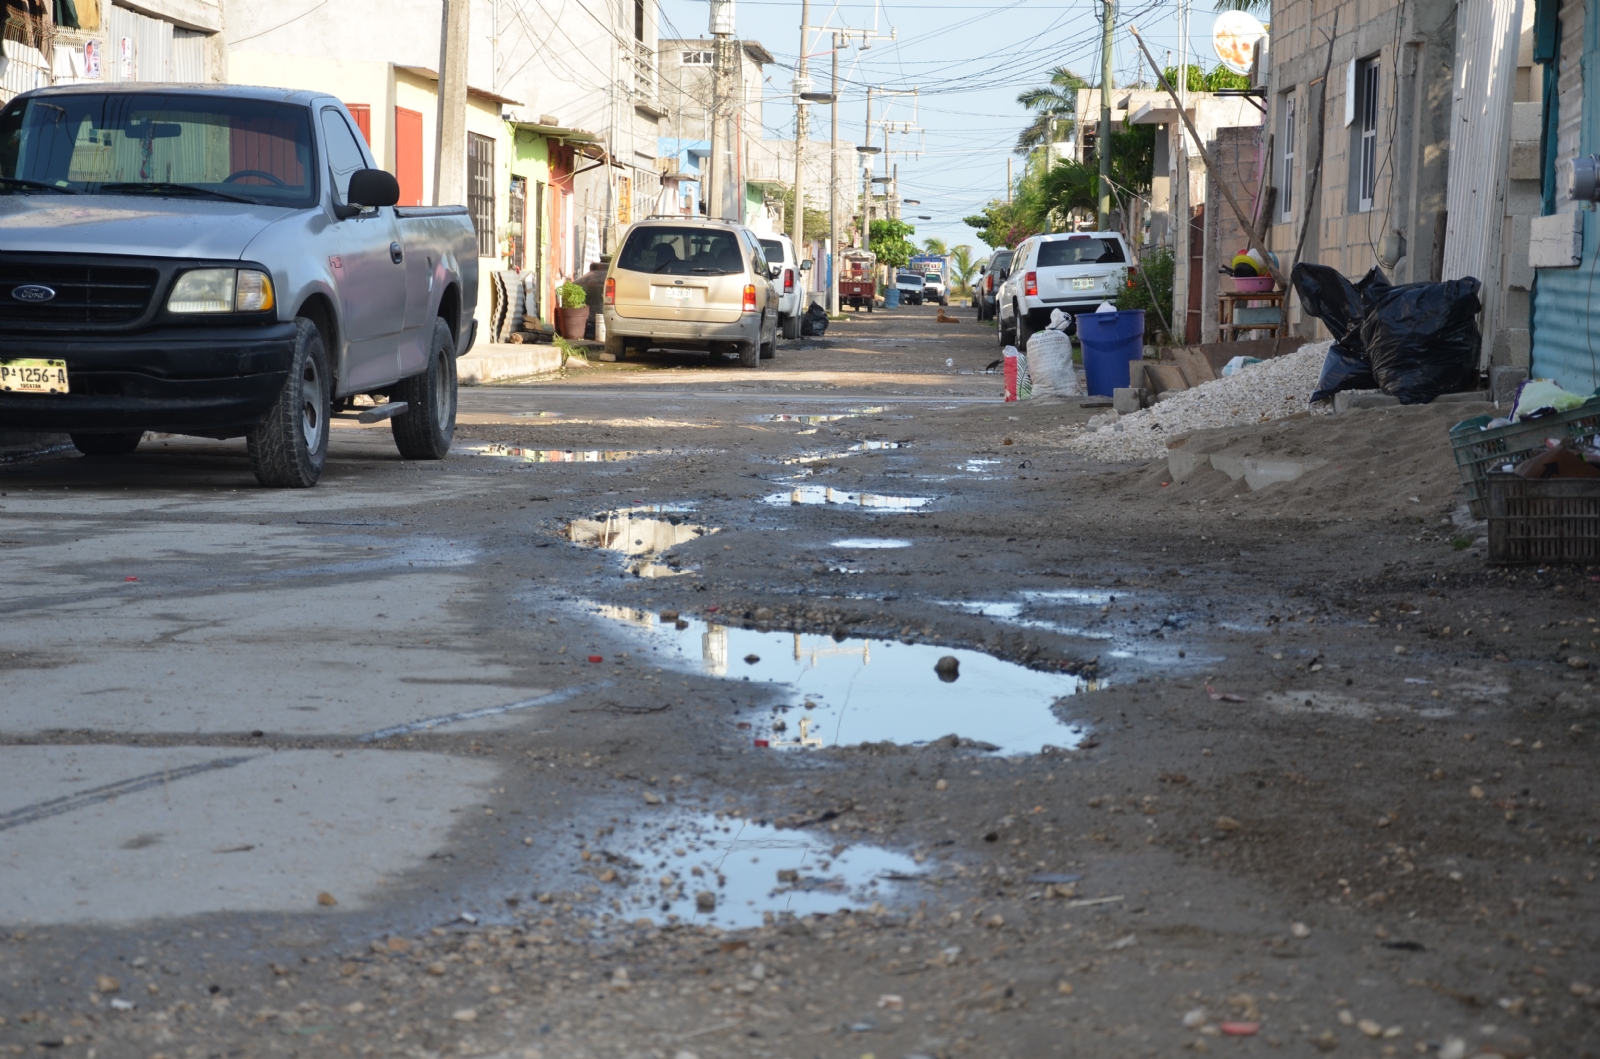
[758,234,812,339]
[997,231,1133,347]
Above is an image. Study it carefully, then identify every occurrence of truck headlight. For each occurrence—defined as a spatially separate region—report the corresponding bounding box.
[167,269,275,313]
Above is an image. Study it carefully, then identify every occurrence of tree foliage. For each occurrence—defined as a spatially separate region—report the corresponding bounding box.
[1112,246,1176,344]
[869,218,918,269]
[963,200,1036,250]
[1014,65,1090,154]
[1159,63,1251,93]
[949,245,979,295]
[922,237,949,256]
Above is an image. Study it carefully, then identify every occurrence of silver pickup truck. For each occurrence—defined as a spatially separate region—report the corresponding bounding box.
[0,84,478,487]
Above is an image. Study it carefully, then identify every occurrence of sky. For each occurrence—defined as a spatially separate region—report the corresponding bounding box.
[656,0,1230,257]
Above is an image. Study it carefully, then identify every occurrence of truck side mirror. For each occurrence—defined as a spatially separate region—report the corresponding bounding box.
[800,259,813,271]
[349,169,400,208]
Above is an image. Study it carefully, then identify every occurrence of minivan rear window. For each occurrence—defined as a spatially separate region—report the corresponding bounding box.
[617,226,747,275]
[1036,237,1124,267]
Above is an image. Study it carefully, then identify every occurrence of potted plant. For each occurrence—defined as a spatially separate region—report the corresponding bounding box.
[556,281,590,339]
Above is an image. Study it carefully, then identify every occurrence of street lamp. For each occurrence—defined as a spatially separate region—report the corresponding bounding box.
[856,146,882,254]
[800,91,836,103]
[903,199,920,206]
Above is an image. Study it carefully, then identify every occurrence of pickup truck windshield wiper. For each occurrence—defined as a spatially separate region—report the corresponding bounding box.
[0,176,79,194]
[100,182,258,204]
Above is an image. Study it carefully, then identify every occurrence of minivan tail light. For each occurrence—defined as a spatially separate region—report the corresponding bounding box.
[784,268,794,292]
[742,284,757,312]
[604,277,616,304]
[1024,271,1038,297]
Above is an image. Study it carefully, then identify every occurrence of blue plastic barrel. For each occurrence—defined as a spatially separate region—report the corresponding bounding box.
[1079,309,1146,397]
[884,286,901,309]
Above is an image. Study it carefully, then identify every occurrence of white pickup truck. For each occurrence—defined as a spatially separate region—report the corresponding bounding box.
[0,84,479,487]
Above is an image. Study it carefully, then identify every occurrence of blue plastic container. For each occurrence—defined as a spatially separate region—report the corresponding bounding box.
[884,286,901,309]
[1079,309,1146,397]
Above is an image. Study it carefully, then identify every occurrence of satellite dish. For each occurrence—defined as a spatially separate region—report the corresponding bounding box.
[1212,11,1266,75]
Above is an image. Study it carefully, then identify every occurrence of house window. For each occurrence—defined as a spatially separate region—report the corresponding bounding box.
[468,132,495,257]
[1356,58,1380,212]
[682,51,712,65]
[634,0,645,41]
[1279,93,1295,221]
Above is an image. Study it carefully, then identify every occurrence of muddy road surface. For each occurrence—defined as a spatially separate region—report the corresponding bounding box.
[1,303,1596,1058]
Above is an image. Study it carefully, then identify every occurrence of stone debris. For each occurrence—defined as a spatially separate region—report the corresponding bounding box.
[1067,340,1333,462]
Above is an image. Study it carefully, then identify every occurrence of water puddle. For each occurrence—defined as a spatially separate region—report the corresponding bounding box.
[942,589,1214,667]
[760,406,885,425]
[567,509,715,578]
[590,608,1089,754]
[585,812,920,929]
[830,538,912,549]
[763,487,933,511]
[848,441,907,451]
[477,444,668,463]
[962,458,1003,474]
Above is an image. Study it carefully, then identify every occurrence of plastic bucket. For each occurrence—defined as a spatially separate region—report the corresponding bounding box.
[884,287,901,309]
[1079,309,1146,396]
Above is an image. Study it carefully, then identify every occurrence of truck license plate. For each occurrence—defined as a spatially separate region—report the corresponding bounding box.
[0,359,69,394]
[1072,277,1096,290]
[662,287,693,302]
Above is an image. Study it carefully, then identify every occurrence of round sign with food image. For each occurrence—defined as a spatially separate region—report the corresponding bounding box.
[1212,10,1267,76]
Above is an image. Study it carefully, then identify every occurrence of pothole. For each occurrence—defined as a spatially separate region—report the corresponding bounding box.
[762,487,934,511]
[592,608,1089,754]
[582,812,920,929]
[567,509,715,577]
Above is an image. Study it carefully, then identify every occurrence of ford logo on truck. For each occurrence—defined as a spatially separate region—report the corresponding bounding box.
[10,284,56,303]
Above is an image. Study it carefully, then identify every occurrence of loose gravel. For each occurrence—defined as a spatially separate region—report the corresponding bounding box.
[1067,340,1333,461]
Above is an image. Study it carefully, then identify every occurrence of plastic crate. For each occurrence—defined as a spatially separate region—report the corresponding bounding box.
[1485,473,1600,564]
[1450,399,1600,518]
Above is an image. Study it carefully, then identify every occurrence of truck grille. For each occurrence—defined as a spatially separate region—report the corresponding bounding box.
[0,263,160,325]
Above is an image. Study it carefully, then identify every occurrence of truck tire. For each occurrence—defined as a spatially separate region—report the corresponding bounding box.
[391,318,458,460]
[1015,311,1034,350]
[247,317,329,488]
[71,431,142,456]
[604,330,627,361]
[781,312,800,340]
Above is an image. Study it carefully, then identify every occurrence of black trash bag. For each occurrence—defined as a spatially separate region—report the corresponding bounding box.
[1359,277,1482,404]
[800,302,830,337]
[1310,340,1378,403]
[1290,263,1390,361]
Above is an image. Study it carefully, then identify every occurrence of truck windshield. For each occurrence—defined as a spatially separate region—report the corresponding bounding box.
[0,93,316,208]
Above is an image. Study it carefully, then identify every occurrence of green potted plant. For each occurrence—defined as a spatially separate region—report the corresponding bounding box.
[556,280,590,340]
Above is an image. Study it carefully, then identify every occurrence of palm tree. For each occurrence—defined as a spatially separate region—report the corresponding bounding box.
[922,237,948,256]
[1214,0,1268,9]
[1015,65,1090,154]
[949,244,979,296]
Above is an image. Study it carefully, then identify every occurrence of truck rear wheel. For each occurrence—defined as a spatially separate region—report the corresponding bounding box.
[247,317,329,488]
[71,431,143,456]
[391,318,458,460]
[781,312,800,340]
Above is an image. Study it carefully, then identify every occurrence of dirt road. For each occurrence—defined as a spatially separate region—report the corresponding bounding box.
[0,303,1595,1058]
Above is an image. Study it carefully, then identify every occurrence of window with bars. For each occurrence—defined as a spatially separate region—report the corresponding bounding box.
[682,51,712,64]
[1355,58,1380,213]
[1279,93,1295,222]
[468,132,495,257]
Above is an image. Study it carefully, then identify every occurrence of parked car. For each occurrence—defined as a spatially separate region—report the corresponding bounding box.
[758,233,812,339]
[922,272,947,306]
[997,232,1131,347]
[840,249,876,310]
[0,84,478,488]
[894,270,924,305]
[604,217,780,367]
[975,248,1014,322]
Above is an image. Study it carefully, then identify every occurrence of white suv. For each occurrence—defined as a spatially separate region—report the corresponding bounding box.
[997,231,1133,347]
[758,234,811,339]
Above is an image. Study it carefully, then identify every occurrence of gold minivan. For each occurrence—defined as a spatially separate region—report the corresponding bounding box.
[602,217,780,367]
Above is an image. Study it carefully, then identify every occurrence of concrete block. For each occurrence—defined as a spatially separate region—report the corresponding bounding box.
[1333,391,1399,412]
[1112,387,1144,414]
[1434,389,1493,404]
[1491,365,1529,406]
[1530,211,1583,268]
[1209,449,1329,490]
[457,343,564,384]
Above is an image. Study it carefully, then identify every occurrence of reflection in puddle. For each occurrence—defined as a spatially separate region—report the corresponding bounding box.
[568,509,715,578]
[477,444,667,462]
[942,589,1212,667]
[761,406,885,425]
[962,458,1002,474]
[849,441,907,451]
[763,487,933,511]
[589,813,919,929]
[831,538,912,549]
[592,608,1088,754]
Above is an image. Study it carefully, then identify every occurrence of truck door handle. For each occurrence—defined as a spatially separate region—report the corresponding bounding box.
[390,242,403,264]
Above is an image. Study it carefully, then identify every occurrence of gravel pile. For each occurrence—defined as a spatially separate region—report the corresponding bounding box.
[1067,340,1333,462]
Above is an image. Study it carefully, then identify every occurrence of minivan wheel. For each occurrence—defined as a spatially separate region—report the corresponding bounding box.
[247,317,329,488]
[71,431,143,456]
[604,331,627,361]
[739,335,761,368]
[781,312,800,340]
[391,318,458,460]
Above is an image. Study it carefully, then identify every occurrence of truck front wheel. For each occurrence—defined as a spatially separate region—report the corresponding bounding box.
[392,318,458,460]
[247,317,329,488]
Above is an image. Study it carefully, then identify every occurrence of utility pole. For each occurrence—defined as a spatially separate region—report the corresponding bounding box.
[1097,0,1115,229]
[790,0,811,270]
[708,0,735,219]
[433,0,471,206]
[862,85,873,256]
[1007,155,1012,204]
[829,33,840,313]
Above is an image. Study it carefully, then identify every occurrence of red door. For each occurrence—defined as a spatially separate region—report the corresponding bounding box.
[394,107,423,207]
[346,104,371,145]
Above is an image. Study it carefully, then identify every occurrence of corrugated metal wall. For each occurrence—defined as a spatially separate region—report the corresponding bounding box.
[170,29,205,83]
[1530,0,1600,391]
[104,4,173,83]
[0,40,51,102]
